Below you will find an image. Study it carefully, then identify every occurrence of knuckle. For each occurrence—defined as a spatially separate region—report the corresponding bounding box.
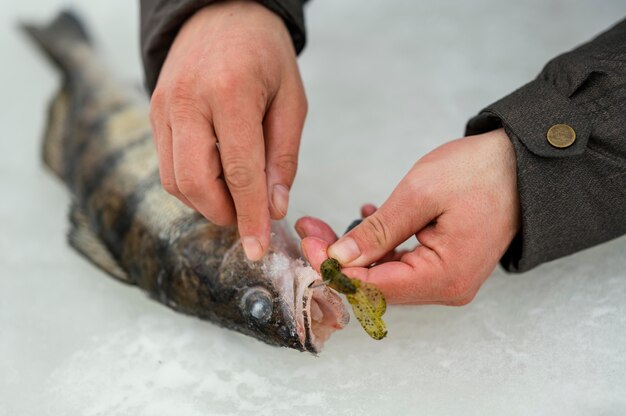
[296,94,308,120]
[447,291,477,307]
[210,213,234,227]
[223,162,257,192]
[163,81,204,123]
[150,95,167,128]
[272,153,298,178]
[149,110,160,132]
[202,207,233,227]
[161,180,178,196]
[176,177,202,198]
[235,211,256,228]
[361,215,391,249]
[169,99,200,123]
[442,277,473,301]
[409,178,434,203]
[170,103,197,123]
[169,79,195,103]
[150,87,167,110]
[212,71,245,97]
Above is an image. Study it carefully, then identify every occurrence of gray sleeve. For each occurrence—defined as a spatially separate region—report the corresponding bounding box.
[140,0,307,93]
[466,18,626,273]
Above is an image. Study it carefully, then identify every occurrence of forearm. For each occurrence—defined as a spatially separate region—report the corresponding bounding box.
[466,17,626,272]
[140,0,307,92]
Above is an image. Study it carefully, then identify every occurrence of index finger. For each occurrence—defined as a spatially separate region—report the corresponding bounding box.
[214,104,270,261]
[346,241,487,306]
[341,246,445,305]
[303,236,454,305]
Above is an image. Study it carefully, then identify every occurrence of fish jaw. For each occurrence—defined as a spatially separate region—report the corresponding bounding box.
[296,265,350,353]
[261,252,349,353]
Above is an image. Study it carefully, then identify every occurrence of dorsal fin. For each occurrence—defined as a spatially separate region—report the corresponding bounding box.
[67,203,129,282]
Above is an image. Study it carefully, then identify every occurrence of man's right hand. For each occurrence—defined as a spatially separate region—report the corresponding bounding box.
[296,129,521,305]
[150,0,307,261]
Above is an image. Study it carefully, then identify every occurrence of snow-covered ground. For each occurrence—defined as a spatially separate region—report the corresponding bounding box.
[2,1,625,415]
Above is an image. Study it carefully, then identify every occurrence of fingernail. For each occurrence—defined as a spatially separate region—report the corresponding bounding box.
[328,237,360,264]
[242,237,264,261]
[272,184,289,217]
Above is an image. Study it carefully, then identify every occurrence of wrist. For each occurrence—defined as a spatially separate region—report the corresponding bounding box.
[184,0,290,41]
[488,128,522,239]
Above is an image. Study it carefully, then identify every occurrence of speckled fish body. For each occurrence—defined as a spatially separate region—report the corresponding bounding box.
[22,11,348,353]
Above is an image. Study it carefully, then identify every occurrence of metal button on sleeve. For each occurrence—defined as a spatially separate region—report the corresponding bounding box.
[547,124,576,148]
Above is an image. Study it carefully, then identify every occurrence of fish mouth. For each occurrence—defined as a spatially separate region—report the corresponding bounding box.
[262,221,349,353]
[293,266,349,353]
[262,252,349,353]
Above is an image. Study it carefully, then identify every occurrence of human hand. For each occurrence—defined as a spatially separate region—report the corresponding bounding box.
[296,128,520,305]
[150,0,307,260]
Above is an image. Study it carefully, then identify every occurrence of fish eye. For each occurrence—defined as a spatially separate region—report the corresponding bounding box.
[240,287,273,324]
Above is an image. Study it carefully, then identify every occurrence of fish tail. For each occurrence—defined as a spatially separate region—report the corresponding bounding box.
[20,10,91,74]
[20,11,92,180]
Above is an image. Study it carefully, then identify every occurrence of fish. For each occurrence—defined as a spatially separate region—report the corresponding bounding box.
[21,10,349,353]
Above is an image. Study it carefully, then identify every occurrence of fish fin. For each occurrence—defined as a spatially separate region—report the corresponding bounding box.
[20,10,91,73]
[67,203,130,282]
[21,11,91,182]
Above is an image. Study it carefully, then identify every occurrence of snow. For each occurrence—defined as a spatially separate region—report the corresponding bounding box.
[2,0,626,415]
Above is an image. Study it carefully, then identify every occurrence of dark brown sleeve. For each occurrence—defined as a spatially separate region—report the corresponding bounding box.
[466,18,626,273]
[140,0,307,93]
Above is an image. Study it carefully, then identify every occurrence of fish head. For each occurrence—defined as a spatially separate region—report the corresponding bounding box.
[216,221,350,353]
[174,220,349,352]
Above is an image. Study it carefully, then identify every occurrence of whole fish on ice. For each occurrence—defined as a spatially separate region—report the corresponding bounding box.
[21,11,348,353]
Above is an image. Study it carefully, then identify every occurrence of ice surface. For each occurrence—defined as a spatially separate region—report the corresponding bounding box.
[2,0,626,415]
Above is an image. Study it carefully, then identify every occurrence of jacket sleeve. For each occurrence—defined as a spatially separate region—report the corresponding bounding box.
[466,18,626,273]
[140,0,307,93]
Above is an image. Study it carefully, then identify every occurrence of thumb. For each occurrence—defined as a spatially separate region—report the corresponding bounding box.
[328,180,440,267]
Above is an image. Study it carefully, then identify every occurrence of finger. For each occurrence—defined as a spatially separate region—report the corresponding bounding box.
[294,216,338,243]
[344,229,483,306]
[300,235,445,304]
[214,103,270,261]
[264,79,307,219]
[378,248,411,264]
[360,204,377,218]
[340,245,446,305]
[305,233,474,305]
[300,236,330,272]
[171,111,236,226]
[150,108,194,207]
[359,204,411,264]
[304,237,451,304]
[328,176,441,267]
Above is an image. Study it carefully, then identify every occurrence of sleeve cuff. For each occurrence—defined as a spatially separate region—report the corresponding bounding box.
[466,78,592,158]
[141,0,306,93]
[465,78,601,273]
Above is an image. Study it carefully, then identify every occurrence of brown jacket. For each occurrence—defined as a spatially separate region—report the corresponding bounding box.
[140,0,626,273]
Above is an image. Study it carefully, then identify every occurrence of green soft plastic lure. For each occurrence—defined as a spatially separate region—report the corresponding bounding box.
[320,258,387,340]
